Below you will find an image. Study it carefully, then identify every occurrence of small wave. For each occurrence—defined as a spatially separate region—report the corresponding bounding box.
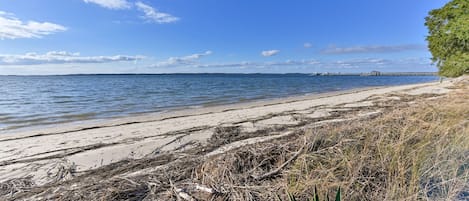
[0,116,14,121]
[2,117,52,125]
[53,100,75,104]
[51,95,73,99]
[188,105,203,109]
[57,112,98,120]
[1,112,96,126]
[201,99,231,107]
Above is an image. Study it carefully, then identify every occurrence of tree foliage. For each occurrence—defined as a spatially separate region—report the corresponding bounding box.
[425,0,469,77]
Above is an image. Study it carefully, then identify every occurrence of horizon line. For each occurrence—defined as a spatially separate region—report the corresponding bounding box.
[0,72,438,76]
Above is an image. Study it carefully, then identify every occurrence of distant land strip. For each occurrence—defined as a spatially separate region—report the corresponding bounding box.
[311,72,438,76]
[0,72,438,76]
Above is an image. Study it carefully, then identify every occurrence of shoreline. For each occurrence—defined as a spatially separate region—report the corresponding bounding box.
[0,74,439,135]
[0,80,437,137]
[0,86,378,136]
[0,79,456,189]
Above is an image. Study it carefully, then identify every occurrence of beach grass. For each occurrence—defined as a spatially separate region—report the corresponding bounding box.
[284,88,469,200]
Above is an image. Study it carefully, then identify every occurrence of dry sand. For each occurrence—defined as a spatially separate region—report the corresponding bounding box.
[0,78,458,188]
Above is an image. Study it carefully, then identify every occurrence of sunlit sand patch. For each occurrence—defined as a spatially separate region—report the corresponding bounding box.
[304,109,332,119]
[343,101,374,108]
[255,115,300,126]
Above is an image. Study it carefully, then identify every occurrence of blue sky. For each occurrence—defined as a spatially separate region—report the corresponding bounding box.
[0,0,449,75]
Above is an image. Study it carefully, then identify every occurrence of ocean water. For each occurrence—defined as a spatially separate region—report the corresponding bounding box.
[0,74,437,132]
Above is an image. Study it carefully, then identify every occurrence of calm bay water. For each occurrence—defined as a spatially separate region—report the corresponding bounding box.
[0,74,437,132]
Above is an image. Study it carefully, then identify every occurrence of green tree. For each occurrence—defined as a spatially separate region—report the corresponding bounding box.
[425,0,469,77]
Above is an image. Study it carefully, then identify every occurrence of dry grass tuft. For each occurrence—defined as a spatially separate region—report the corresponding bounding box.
[196,139,301,200]
[191,85,469,200]
[286,87,469,200]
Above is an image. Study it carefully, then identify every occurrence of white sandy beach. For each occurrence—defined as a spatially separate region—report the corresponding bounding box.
[0,79,457,187]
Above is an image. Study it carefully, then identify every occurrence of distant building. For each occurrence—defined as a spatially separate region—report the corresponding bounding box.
[370,71,381,76]
[310,72,321,76]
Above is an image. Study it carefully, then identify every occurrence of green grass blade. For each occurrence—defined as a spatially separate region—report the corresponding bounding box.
[276,193,283,201]
[335,187,341,201]
[314,186,319,201]
[288,192,296,201]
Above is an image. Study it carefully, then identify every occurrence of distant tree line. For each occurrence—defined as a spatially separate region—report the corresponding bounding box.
[425,0,468,77]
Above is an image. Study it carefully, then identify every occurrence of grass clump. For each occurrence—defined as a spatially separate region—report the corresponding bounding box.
[286,88,469,200]
[280,186,341,201]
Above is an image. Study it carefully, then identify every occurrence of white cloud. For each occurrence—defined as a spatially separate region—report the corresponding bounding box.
[0,51,144,65]
[83,0,131,10]
[195,59,321,69]
[151,51,212,67]
[261,50,280,57]
[303,43,312,48]
[397,57,432,65]
[192,57,433,71]
[135,2,179,24]
[317,57,433,70]
[321,44,426,54]
[0,11,66,39]
[326,58,390,69]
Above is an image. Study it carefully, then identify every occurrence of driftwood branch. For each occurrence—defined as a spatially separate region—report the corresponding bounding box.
[170,180,196,201]
[174,188,196,201]
[195,184,215,194]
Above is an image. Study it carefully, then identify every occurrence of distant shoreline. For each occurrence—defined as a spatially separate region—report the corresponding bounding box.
[310,72,438,76]
[0,72,438,76]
